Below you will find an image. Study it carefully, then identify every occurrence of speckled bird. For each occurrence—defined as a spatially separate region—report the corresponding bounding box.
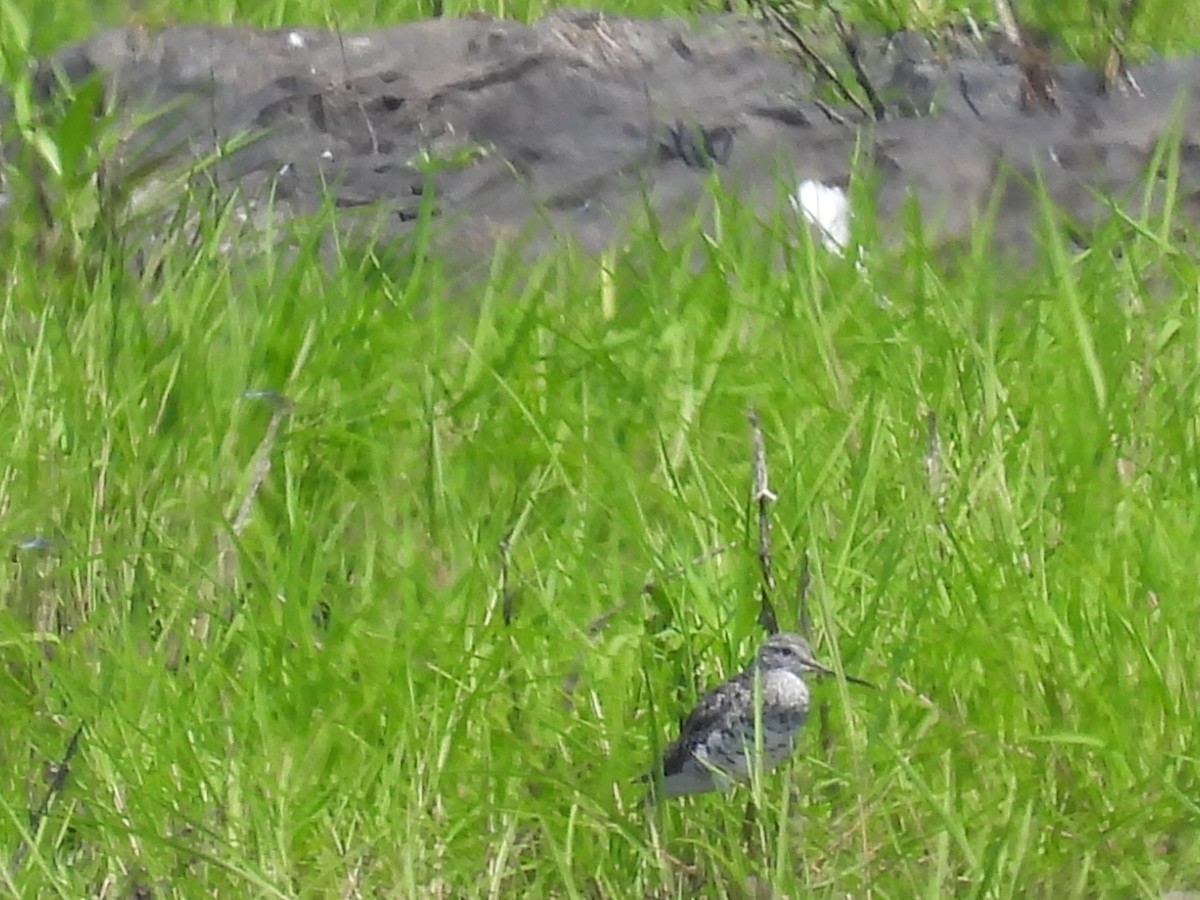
[649,632,871,799]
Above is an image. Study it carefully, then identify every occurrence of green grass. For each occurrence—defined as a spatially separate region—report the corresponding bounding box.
[3,0,1200,896]
[10,0,1200,60]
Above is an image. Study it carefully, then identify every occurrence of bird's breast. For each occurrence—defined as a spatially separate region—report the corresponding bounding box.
[762,669,810,718]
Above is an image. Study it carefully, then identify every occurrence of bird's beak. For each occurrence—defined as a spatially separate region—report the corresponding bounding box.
[841,672,877,689]
[807,659,876,689]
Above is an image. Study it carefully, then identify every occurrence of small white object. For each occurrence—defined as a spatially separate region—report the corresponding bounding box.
[321,149,334,161]
[791,179,850,254]
[287,31,305,49]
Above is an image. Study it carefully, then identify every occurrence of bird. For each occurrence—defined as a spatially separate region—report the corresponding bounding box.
[647,632,872,799]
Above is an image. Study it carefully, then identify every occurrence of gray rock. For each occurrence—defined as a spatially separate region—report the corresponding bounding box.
[9,11,1200,277]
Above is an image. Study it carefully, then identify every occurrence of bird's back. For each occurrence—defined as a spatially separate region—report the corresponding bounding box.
[656,665,811,796]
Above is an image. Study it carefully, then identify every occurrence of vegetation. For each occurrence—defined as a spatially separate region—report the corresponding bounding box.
[1,0,1198,896]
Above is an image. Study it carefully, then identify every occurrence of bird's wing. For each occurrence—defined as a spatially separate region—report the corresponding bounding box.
[660,674,751,776]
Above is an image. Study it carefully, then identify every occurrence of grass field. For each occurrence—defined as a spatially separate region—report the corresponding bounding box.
[2,0,1200,896]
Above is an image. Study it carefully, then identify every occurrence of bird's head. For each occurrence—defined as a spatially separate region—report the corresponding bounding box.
[755,632,874,687]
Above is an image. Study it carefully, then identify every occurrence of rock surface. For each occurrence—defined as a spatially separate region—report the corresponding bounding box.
[11,10,1200,271]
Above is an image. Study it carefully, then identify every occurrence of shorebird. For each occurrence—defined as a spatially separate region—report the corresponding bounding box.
[648,632,872,799]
